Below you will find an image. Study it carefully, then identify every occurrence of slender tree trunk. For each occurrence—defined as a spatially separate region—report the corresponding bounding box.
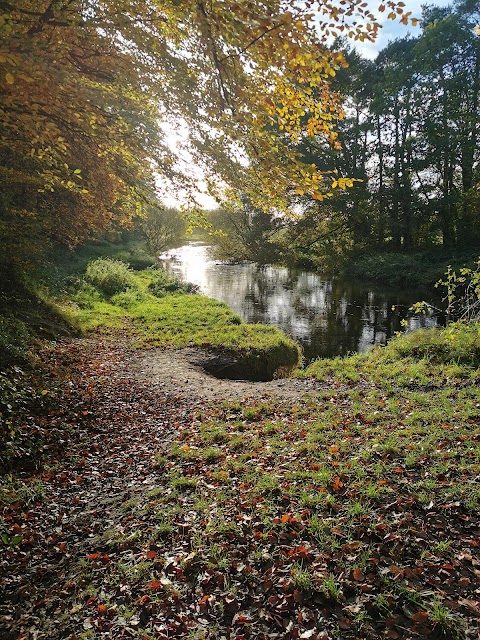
[376,112,386,247]
[392,99,401,249]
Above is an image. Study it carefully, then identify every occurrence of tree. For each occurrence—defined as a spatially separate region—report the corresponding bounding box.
[414,5,480,246]
[140,206,186,257]
[208,200,282,264]
[0,0,412,273]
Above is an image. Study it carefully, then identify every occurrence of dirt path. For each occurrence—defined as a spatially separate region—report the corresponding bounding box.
[131,346,323,402]
[0,338,320,640]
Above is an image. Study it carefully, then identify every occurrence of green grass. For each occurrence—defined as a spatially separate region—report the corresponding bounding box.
[300,321,480,387]
[102,325,478,637]
[67,264,301,380]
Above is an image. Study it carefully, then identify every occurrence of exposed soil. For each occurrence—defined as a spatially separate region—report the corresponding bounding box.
[131,346,323,402]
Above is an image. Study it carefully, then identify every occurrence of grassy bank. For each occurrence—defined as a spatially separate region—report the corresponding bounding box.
[344,248,480,289]
[66,259,301,381]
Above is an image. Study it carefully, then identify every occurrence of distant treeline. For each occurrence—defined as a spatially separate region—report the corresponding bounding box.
[294,2,479,258]
[205,3,480,277]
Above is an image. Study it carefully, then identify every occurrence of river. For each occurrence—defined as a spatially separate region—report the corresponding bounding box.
[163,243,443,362]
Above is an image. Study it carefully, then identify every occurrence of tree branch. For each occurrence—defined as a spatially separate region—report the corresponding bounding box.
[218,22,285,64]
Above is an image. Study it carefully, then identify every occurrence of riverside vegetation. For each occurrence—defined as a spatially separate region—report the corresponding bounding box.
[2,1,479,637]
[0,249,479,640]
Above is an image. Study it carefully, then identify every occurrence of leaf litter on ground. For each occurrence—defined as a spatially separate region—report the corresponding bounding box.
[0,334,479,640]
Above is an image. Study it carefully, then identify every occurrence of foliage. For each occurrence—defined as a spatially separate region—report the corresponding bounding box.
[272,3,480,274]
[0,0,412,281]
[0,316,31,367]
[83,259,136,298]
[207,201,282,264]
[140,206,187,257]
[0,365,55,468]
[147,271,199,297]
[436,260,480,322]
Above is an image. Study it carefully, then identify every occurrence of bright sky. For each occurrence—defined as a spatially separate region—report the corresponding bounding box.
[356,0,454,58]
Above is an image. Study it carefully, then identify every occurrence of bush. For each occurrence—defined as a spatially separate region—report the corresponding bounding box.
[147,270,199,297]
[72,283,103,309]
[111,287,148,308]
[84,259,136,297]
[110,245,157,271]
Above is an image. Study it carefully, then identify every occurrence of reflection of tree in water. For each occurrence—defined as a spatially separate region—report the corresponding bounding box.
[169,244,442,361]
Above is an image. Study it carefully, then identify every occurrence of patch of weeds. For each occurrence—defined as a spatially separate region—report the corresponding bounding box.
[193,497,209,512]
[150,522,173,539]
[253,474,281,496]
[147,486,164,498]
[291,563,314,591]
[320,573,341,602]
[242,402,275,421]
[169,475,198,492]
[0,475,44,507]
[404,452,419,468]
[227,436,248,452]
[207,543,230,570]
[201,447,224,463]
[324,493,336,509]
[120,497,141,512]
[374,593,393,618]
[211,469,230,484]
[429,597,466,639]
[346,501,368,518]
[153,454,168,470]
[115,560,152,583]
[199,425,229,444]
[299,491,325,509]
[206,514,240,537]
[431,539,453,555]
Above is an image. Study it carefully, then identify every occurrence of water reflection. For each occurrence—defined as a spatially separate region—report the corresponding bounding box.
[163,243,443,361]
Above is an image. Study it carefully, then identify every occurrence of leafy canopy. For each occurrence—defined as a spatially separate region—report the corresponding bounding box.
[0,0,412,257]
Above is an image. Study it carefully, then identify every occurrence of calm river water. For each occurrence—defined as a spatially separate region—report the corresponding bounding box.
[164,243,443,362]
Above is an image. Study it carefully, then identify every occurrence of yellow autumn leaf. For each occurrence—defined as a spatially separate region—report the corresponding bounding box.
[5,72,14,85]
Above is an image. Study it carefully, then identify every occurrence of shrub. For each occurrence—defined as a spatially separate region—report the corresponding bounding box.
[84,259,136,297]
[147,270,199,297]
[111,288,148,309]
[72,283,103,309]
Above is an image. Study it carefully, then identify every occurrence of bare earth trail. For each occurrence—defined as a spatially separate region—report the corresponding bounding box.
[131,346,323,403]
[0,338,322,640]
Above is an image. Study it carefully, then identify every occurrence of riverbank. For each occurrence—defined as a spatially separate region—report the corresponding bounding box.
[342,248,480,289]
[1,259,480,638]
